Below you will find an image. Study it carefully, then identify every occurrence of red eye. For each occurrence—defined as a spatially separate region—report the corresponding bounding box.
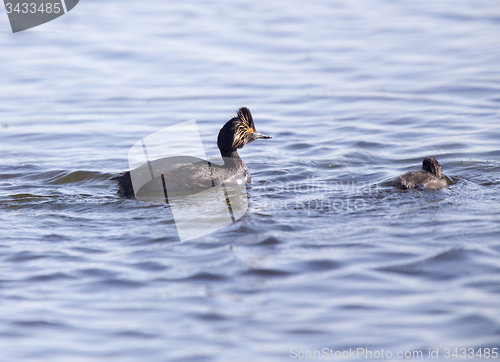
[249,129,254,133]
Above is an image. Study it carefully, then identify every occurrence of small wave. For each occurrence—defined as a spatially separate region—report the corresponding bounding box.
[43,170,115,185]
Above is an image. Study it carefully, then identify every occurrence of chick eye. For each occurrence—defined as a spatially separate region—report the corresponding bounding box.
[249,129,254,133]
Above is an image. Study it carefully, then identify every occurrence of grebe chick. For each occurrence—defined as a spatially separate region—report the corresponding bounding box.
[392,157,448,190]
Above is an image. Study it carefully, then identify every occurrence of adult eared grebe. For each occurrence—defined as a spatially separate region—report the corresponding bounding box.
[392,157,448,190]
[112,107,271,197]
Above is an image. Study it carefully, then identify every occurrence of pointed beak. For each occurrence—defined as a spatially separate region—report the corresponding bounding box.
[254,132,272,139]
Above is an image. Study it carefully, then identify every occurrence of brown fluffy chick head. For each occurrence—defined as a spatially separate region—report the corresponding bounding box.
[422,157,443,178]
